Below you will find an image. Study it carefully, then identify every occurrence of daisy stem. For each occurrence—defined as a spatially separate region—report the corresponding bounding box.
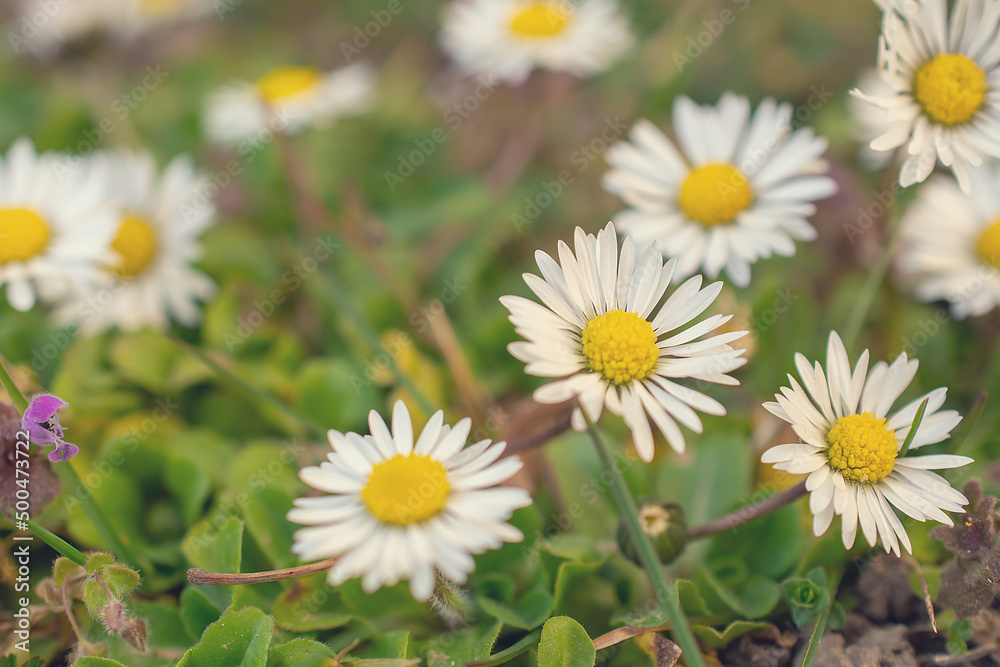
[799,606,830,667]
[317,272,438,417]
[0,355,29,414]
[0,352,141,571]
[949,390,987,453]
[896,397,929,459]
[686,481,808,540]
[582,413,704,667]
[167,335,327,437]
[186,557,340,585]
[26,519,87,567]
[841,219,901,352]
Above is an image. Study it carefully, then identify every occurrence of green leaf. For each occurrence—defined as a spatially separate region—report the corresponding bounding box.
[73,659,129,666]
[341,661,420,667]
[705,500,803,579]
[86,553,116,574]
[176,606,274,667]
[678,580,710,617]
[108,330,184,395]
[691,621,770,650]
[266,638,337,667]
[182,515,244,576]
[536,616,596,667]
[272,574,352,632]
[294,358,378,430]
[241,487,298,570]
[339,579,425,621]
[54,556,83,587]
[476,572,554,630]
[367,630,411,660]
[133,599,193,648]
[180,585,227,642]
[164,457,212,525]
[781,568,831,627]
[696,566,780,619]
[1,658,43,667]
[0,657,12,667]
[424,621,502,662]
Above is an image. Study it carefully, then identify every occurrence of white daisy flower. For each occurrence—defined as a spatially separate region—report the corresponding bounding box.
[0,139,116,312]
[897,164,1000,318]
[288,400,531,601]
[439,0,633,85]
[203,63,375,145]
[54,150,216,333]
[13,0,213,59]
[602,93,837,288]
[500,222,748,462]
[850,68,897,170]
[852,0,1000,194]
[761,331,971,556]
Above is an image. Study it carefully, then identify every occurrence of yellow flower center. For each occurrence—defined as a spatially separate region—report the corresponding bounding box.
[912,53,987,126]
[825,412,898,484]
[255,67,322,103]
[510,3,569,37]
[361,454,450,525]
[141,0,177,15]
[111,216,157,278]
[976,218,1000,269]
[0,209,50,263]
[679,163,753,226]
[581,309,660,385]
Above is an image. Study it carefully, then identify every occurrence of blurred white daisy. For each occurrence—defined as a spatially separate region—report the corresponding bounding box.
[0,139,115,312]
[897,164,1000,318]
[603,93,837,288]
[54,150,216,333]
[761,331,971,556]
[288,400,531,601]
[13,0,213,59]
[850,68,896,170]
[440,0,633,85]
[852,0,1000,194]
[500,222,747,462]
[203,63,375,145]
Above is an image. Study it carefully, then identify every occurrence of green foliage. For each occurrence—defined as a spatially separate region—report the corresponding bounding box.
[271,574,352,632]
[176,607,274,667]
[691,622,770,651]
[781,568,831,627]
[536,616,596,667]
[2,1,996,664]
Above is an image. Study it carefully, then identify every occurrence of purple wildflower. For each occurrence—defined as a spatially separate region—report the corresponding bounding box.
[22,393,79,462]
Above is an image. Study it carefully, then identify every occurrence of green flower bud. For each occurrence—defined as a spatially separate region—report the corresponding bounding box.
[617,502,687,565]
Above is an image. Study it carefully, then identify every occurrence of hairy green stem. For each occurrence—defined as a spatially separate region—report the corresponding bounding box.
[583,413,704,667]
